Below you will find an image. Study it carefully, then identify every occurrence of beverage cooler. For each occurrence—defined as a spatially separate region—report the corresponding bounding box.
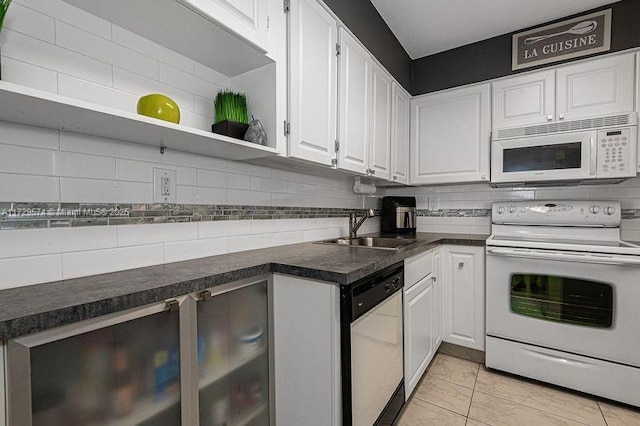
[6,280,271,426]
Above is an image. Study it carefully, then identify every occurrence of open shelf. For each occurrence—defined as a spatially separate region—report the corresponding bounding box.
[62,0,272,77]
[108,391,180,426]
[0,81,280,161]
[199,346,267,390]
[234,403,268,426]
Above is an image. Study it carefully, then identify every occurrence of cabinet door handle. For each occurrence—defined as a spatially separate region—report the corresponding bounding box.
[393,175,398,180]
[547,115,553,121]
[370,169,376,175]
[433,276,437,282]
[458,262,464,269]
[558,113,565,120]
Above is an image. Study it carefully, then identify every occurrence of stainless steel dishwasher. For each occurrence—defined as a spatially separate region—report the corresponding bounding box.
[341,263,404,426]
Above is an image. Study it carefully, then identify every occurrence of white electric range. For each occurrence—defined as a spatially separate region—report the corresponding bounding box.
[485,200,640,407]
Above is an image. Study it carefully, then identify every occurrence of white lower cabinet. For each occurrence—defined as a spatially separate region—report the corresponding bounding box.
[0,342,5,426]
[441,245,485,351]
[403,274,435,397]
[433,248,443,349]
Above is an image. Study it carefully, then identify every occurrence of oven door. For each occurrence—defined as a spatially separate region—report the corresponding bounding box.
[491,131,596,183]
[486,247,640,367]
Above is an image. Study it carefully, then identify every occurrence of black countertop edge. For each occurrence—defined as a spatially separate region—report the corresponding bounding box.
[0,233,488,340]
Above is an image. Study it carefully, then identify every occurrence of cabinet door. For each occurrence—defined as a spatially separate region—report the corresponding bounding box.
[0,342,5,426]
[404,275,435,397]
[337,28,371,174]
[180,0,268,51]
[369,63,393,180]
[637,53,640,173]
[8,301,185,425]
[492,70,555,129]
[197,282,270,426]
[288,0,338,166]
[442,245,485,351]
[556,53,635,121]
[391,82,410,184]
[433,248,443,349]
[410,83,491,185]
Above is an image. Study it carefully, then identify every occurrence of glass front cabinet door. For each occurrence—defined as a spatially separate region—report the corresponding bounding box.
[6,279,271,426]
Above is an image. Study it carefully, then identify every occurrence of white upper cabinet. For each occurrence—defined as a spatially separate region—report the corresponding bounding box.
[410,83,491,185]
[391,82,410,185]
[369,63,393,180]
[337,28,371,174]
[556,53,635,121]
[288,0,338,166]
[180,0,268,51]
[492,70,556,129]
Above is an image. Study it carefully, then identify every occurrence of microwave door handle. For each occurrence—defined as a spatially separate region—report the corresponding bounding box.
[589,136,597,176]
[487,247,640,266]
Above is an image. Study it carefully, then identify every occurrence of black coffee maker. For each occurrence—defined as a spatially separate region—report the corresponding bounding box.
[381,196,417,234]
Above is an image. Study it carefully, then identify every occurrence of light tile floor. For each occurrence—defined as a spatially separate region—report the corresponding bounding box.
[398,353,640,426]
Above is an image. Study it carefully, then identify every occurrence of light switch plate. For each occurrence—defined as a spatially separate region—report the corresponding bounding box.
[428,197,439,211]
[154,168,177,203]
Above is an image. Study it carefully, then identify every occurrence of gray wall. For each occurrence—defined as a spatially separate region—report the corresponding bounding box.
[412,0,640,95]
[323,0,412,91]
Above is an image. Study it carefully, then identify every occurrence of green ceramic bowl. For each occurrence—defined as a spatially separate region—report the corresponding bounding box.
[137,94,180,124]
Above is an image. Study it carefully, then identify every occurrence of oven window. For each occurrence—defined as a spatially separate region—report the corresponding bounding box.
[503,142,582,172]
[510,274,613,328]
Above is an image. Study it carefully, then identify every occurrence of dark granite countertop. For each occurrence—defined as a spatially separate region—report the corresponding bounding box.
[0,232,488,340]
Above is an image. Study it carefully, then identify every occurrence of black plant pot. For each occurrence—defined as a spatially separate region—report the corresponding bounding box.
[212,120,249,140]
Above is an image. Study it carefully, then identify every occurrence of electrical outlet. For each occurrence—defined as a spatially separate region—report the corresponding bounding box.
[154,168,177,203]
[428,197,439,211]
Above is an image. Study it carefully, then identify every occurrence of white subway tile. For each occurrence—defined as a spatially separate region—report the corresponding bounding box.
[227,161,272,178]
[0,226,117,258]
[621,230,640,242]
[176,185,226,204]
[434,185,469,193]
[622,219,640,230]
[535,188,589,200]
[53,151,116,179]
[14,0,112,39]
[251,177,288,193]
[179,110,213,132]
[194,62,231,86]
[56,22,158,79]
[113,67,195,112]
[3,2,55,43]
[0,57,58,93]
[0,144,54,175]
[117,222,198,247]
[0,172,59,202]
[60,177,153,203]
[162,150,226,171]
[227,189,271,206]
[251,219,289,234]
[197,169,227,188]
[62,244,164,279]
[195,95,215,117]
[469,225,491,235]
[287,218,319,231]
[433,224,469,234]
[227,173,251,190]
[416,224,435,233]
[228,234,272,252]
[0,121,59,150]
[116,158,153,182]
[198,220,252,239]
[164,237,228,263]
[60,132,161,162]
[468,201,492,209]
[58,73,138,112]
[111,25,194,74]
[0,254,62,289]
[271,231,305,246]
[490,190,535,201]
[270,193,319,208]
[451,191,491,201]
[303,228,342,242]
[0,29,113,85]
[159,63,222,99]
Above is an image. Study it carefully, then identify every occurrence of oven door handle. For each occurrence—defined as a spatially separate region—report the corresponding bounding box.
[487,247,640,266]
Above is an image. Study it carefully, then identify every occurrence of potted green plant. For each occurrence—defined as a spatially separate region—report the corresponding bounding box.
[212,89,249,139]
[0,0,11,80]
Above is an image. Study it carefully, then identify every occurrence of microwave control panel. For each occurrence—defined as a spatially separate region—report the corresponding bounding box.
[597,128,636,178]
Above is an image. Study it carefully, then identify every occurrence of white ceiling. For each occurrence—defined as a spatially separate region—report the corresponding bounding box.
[370,0,621,59]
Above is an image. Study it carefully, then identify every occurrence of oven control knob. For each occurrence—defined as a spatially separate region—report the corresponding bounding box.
[604,206,616,215]
[508,206,516,213]
[589,205,601,214]
[496,207,505,214]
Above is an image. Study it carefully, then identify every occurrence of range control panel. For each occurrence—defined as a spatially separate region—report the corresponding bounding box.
[492,201,621,227]
[597,128,637,178]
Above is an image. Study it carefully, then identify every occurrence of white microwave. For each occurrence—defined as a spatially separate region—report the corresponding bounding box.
[491,114,638,186]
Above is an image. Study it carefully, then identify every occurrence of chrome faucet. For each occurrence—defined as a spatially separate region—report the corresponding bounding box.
[349,209,375,239]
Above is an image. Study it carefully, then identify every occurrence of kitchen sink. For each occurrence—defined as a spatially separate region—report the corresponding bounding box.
[316,237,418,250]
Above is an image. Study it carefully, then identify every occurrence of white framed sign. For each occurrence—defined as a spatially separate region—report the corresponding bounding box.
[512,9,612,71]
